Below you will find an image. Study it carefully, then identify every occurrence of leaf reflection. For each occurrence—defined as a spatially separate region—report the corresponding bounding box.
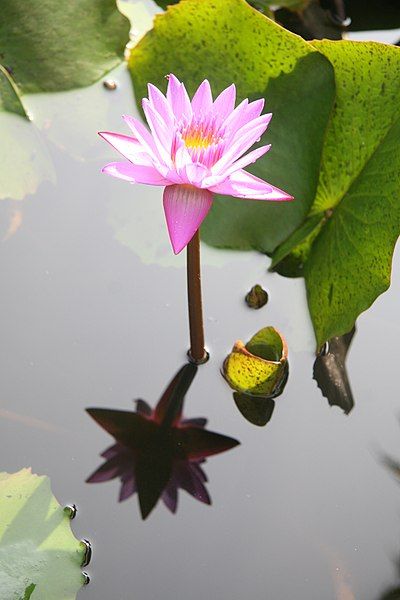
[313,328,355,414]
[86,364,240,519]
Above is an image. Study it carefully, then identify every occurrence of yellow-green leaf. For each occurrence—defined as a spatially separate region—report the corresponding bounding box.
[223,327,288,396]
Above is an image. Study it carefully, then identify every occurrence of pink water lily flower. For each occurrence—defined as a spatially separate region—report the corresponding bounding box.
[100,74,293,254]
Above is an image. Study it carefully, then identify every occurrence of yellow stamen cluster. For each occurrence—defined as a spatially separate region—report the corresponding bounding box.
[182,123,221,150]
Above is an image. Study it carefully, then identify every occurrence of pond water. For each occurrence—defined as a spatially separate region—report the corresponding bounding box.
[1,5,400,599]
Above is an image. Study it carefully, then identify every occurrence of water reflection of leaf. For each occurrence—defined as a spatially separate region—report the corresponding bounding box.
[0,469,86,600]
[313,328,355,414]
[233,393,275,427]
[86,364,240,519]
[0,114,56,201]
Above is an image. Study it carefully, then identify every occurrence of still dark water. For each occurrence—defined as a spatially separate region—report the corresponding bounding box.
[1,6,400,598]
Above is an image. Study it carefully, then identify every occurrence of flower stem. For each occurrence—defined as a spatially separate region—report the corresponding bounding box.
[186,231,208,364]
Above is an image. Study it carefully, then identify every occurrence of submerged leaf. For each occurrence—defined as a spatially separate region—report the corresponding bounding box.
[313,328,355,414]
[223,327,288,396]
[0,469,86,600]
[0,0,130,95]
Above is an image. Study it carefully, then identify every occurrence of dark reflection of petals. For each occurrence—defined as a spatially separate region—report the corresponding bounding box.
[176,461,211,505]
[163,481,178,513]
[119,476,136,502]
[86,363,240,519]
[135,399,152,417]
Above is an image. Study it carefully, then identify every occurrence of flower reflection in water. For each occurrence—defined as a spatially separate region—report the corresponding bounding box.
[86,364,240,519]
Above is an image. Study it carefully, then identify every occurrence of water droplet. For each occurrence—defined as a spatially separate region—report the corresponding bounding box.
[82,572,91,585]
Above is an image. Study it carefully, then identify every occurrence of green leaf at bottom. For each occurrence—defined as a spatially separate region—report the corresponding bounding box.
[0,469,86,600]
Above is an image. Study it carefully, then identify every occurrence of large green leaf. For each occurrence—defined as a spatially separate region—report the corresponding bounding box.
[272,41,400,347]
[128,0,336,252]
[0,0,130,95]
[0,469,86,600]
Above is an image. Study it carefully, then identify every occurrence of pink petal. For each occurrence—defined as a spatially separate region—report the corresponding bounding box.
[166,74,192,122]
[222,98,265,137]
[209,170,293,201]
[122,114,162,163]
[222,144,271,177]
[179,163,210,186]
[221,99,248,133]
[163,185,213,254]
[102,161,171,186]
[213,84,236,122]
[142,99,173,163]
[191,80,213,116]
[242,98,265,124]
[98,131,153,166]
[212,114,272,174]
[147,83,175,129]
[174,137,193,171]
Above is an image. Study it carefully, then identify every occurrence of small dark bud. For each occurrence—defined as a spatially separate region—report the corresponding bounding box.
[245,284,269,309]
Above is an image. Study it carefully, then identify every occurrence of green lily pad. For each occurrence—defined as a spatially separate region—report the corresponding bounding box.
[128,0,335,253]
[0,469,86,600]
[223,326,288,396]
[272,41,400,347]
[0,0,130,96]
